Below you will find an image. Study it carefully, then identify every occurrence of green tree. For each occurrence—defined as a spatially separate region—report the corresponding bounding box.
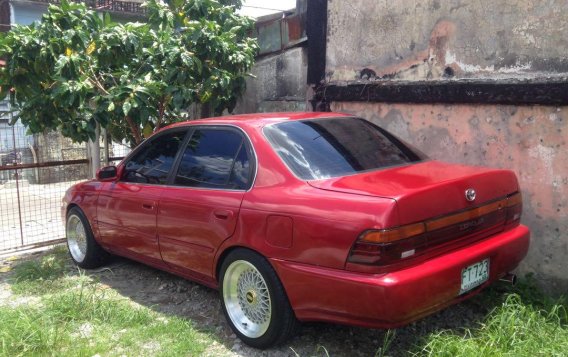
[0,0,257,146]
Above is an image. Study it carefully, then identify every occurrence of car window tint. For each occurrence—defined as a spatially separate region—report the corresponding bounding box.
[263,117,426,180]
[227,145,251,189]
[122,130,187,184]
[174,129,248,189]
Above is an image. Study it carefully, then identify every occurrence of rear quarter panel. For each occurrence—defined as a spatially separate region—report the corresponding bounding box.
[214,123,399,271]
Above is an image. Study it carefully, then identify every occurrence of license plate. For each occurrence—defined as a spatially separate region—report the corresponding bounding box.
[460,259,489,294]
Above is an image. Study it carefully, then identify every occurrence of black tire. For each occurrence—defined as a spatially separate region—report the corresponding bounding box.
[219,249,299,349]
[66,206,110,269]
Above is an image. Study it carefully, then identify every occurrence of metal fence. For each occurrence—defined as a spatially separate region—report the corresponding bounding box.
[0,106,130,252]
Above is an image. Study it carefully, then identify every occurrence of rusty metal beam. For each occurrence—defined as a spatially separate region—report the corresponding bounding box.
[314,78,568,106]
[0,238,66,253]
[0,157,126,172]
[0,158,89,172]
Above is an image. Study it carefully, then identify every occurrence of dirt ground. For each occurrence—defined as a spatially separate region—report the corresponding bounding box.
[0,248,500,357]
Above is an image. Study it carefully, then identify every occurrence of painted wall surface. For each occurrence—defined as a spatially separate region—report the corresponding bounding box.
[234,47,308,114]
[11,3,44,25]
[331,101,568,291]
[10,1,143,27]
[326,0,568,81]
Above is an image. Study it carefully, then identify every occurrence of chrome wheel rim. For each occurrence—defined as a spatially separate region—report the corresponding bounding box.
[223,260,271,338]
[66,214,87,263]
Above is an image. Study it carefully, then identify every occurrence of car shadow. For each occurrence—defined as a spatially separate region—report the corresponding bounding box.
[83,255,515,357]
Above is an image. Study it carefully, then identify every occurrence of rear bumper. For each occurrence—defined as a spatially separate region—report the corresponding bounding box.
[271,224,530,328]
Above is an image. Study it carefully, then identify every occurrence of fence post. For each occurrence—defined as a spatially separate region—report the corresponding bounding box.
[10,108,25,246]
[102,127,109,166]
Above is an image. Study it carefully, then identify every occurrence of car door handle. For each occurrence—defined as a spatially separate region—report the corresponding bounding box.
[214,209,233,220]
[142,203,154,210]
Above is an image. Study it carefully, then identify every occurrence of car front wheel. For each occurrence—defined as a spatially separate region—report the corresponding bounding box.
[220,249,298,349]
[66,207,109,269]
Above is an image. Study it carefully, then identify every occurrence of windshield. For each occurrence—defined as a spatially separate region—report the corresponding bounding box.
[263,117,427,180]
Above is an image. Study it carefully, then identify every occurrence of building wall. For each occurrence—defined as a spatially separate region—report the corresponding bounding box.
[326,0,568,81]
[322,0,568,292]
[332,101,568,291]
[10,2,44,25]
[234,46,308,114]
[10,1,142,25]
[234,0,309,115]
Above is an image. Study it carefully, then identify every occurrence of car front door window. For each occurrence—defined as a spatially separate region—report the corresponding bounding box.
[123,130,187,184]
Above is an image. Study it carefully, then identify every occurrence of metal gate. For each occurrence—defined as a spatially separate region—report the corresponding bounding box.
[0,103,129,252]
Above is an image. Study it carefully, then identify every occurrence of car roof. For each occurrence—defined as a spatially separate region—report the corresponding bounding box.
[163,112,353,130]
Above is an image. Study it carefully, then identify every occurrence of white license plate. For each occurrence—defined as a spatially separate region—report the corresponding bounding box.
[460,259,489,294]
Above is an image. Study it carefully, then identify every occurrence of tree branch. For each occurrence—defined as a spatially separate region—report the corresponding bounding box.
[78,65,109,96]
[156,98,165,131]
[125,115,142,145]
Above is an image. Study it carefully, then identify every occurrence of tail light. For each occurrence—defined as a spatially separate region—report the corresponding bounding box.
[505,192,523,227]
[348,192,523,266]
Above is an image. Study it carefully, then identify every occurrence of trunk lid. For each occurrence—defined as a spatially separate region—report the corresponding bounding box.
[307,161,519,225]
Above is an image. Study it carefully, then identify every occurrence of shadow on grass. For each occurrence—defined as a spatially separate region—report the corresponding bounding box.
[2,247,566,357]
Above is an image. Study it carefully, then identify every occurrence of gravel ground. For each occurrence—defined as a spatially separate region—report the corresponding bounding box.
[0,249,500,357]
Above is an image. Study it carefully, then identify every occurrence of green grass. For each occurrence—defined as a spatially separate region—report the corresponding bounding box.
[3,247,568,357]
[416,278,568,357]
[9,245,72,295]
[0,247,212,357]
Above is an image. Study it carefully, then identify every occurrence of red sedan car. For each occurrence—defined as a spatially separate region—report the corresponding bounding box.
[62,112,530,348]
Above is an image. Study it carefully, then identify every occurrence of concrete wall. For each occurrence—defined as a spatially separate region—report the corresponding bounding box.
[326,0,568,81]
[331,102,568,291]
[322,0,568,292]
[234,46,308,114]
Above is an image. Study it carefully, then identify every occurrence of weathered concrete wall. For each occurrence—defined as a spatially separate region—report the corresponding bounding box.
[234,46,308,114]
[326,0,568,81]
[35,131,88,184]
[320,0,568,292]
[332,101,568,291]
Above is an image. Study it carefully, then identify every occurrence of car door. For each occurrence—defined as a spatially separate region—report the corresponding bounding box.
[96,129,189,264]
[157,126,255,282]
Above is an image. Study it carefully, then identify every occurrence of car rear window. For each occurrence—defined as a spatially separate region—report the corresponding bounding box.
[263,117,426,180]
[174,128,252,189]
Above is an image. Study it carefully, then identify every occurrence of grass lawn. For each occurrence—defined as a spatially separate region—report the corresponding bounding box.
[0,246,212,357]
[417,281,568,357]
[0,246,567,356]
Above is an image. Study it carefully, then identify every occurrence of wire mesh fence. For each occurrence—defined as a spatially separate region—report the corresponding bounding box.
[109,140,131,165]
[0,105,130,252]
[0,165,88,251]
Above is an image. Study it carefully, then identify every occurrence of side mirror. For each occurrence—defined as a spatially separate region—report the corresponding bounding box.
[96,166,118,181]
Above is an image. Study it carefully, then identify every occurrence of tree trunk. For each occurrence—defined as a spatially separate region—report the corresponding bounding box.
[200,102,212,119]
[87,122,101,179]
[125,115,142,145]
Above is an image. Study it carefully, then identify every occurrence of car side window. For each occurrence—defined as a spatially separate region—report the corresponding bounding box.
[122,130,187,184]
[174,128,252,189]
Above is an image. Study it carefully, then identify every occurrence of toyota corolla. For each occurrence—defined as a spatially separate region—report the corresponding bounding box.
[62,112,530,348]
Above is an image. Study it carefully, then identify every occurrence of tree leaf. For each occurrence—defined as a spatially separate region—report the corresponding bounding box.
[122,100,132,116]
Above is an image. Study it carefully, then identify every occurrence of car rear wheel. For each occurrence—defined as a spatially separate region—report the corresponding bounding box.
[66,207,109,269]
[220,249,298,349]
